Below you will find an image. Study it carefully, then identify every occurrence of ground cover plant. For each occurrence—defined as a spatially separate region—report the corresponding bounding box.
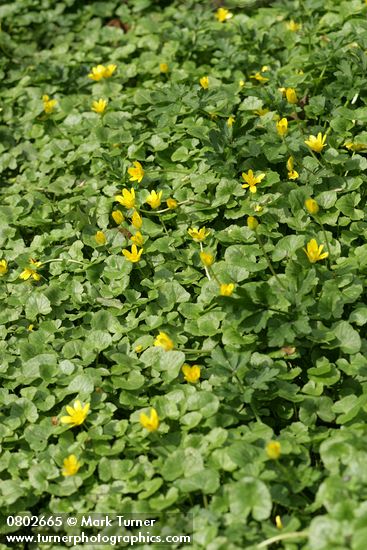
[1,0,367,548]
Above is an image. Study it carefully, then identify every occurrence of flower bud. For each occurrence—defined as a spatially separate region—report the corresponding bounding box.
[304,198,319,215]
[200,251,214,267]
[95,230,107,245]
[112,210,124,224]
[247,216,259,230]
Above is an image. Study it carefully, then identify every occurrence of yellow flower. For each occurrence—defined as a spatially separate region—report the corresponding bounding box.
[131,231,144,247]
[200,251,214,267]
[146,190,162,209]
[122,244,143,263]
[276,117,288,137]
[115,188,136,209]
[135,344,143,353]
[266,440,281,460]
[154,331,174,351]
[112,210,124,224]
[254,204,263,213]
[182,364,201,383]
[140,408,159,432]
[250,72,269,83]
[42,95,57,114]
[95,230,106,245]
[159,62,169,73]
[128,161,145,183]
[103,64,117,78]
[275,516,283,529]
[200,76,209,89]
[0,259,8,275]
[20,259,42,281]
[285,88,298,104]
[247,216,259,231]
[303,239,328,263]
[88,64,116,80]
[239,79,245,87]
[286,156,299,180]
[60,400,90,427]
[188,227,211,242]
[227,115,235,127]
[304,198,319,215]
[131,210,143,229]
[88,65,107,81]
[215,7,233,22]
[220,283,235,296]
[241,169,265,193]
[344,141,367,152]
[286,19,301,31]
[304,132,327,153]
[166,198,178,209]
[91,98,108,114]
[62,455,81,477]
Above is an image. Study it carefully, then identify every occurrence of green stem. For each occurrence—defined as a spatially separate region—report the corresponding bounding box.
[255,231,287,290]
[257,530,309,548]
[315,215,332,270]
[199,242,211,281]
[41,258,85,266]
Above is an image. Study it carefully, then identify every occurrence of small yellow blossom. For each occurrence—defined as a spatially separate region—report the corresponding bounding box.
[88,65,106,81]
[305,132,327,153]
[250,72,269,83]
[28,324,34,331]
[200,76,209,89]
[200,251,214,267]
[303,239,328,263]
[60,400,90,427]
[122,244,143,263]
[115,188,136,209]
[276,117,288,137]
[304,198,319,215]
[91,98,108,114]
[275,516,283,529]
[159,62,169,73]
[88,64,116,81]
[215,7,233,22]
[146,190,162,209]
[20,259,42,281]
[131,210,143,229]
[266,440,281,460]
[287,156,299,180]
[135,344,143,353]
[239,79,245,87]
[182,364,201,383]
[62,455,81,477]
[131,231,144,247]
[344,141,367,152]
[166,198,178,209]
[42,95,57,114]
[261,65,270,72]
[128,161,145,183]
[154,331,174,351]
[188,227,211,242]
[112,210,124,224]
[220,283,235,296]
[254,204,263,213]
[285,88,298,104]
[286,19,301,32]
[95,230,106,245]
[227,115,235,127]
[140,408,159,432]
[0,259,8,276]
[247,216,259,231]
[104,64,117,78]
[241,169,265,193]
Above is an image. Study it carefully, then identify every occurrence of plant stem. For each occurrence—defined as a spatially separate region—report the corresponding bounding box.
[257,530,309,548]
[255,231,287,290]
[199,242,211,281]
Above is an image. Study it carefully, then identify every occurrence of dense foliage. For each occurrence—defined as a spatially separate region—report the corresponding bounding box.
[1,0,367,548]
